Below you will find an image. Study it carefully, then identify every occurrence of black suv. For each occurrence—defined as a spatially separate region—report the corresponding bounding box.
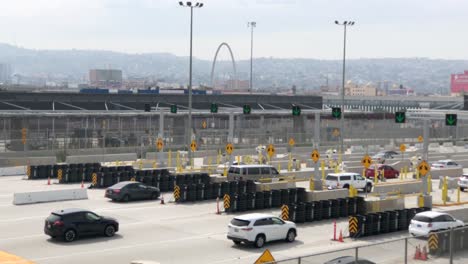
[105,181,160,202]
[44,208,119,242]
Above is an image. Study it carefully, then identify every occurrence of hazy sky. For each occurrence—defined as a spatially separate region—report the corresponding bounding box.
[1,0,468,60]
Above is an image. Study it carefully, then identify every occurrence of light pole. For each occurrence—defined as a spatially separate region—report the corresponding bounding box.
[179,1,203,160]
[335,20,354,155]
[247,21,256,94]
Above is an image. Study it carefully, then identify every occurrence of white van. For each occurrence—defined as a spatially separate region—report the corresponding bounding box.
[227,165,280,182]
[325,172,373,192]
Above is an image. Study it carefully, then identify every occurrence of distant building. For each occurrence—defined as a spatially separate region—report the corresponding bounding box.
[0,63,12,83]
[345,81,377,96]
[451,70,468,95]
[89,69,122,88]
[387,84,414,96]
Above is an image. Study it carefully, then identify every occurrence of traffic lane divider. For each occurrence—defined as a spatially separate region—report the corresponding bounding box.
[13,189,88,205]
[0,250,35,263]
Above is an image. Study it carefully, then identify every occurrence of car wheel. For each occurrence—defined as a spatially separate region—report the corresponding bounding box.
[64,229,76,242]
[286,229,296,242]
[151,192,159,200]
[365,183,372,193]
[122,194,130,202]
[254,235,265,248]
[104,225,116,237]
[233,241,241,245]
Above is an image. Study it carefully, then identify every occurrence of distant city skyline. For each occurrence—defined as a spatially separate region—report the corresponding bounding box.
[1,0,468,60]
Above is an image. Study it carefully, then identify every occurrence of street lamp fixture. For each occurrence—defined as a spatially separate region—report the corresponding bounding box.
[179,1,204,160]
[335,20,355,155]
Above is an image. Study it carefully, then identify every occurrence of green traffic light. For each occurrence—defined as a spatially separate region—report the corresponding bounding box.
[292,106,301,116]
[210,103,218,113]
[395,112,406,123]
[170,105,177,114]
[332,107,341,118]
[243,104,251,114]
[446,114,457,126]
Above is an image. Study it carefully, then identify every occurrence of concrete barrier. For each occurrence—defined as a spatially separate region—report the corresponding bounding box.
[366,197,405,213]
[66,153,137,164]
[255,181,296,191]
[438,177,459,190]
[373,180,422,195]
[429,168,463,179]
[305,189,348,202]
[0,166,26,176]
[0,157,56,167]
[13,188,88,205]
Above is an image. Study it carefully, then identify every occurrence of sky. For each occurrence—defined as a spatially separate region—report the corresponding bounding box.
[1,0,468,60]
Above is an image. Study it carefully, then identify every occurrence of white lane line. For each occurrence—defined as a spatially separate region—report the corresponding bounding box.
[0,234,44,242]
[31,232,225,262]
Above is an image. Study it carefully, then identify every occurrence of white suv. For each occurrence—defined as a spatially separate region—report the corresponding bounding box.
[227,213,297,248]
[325,173,373,193]
[409,211,464,237]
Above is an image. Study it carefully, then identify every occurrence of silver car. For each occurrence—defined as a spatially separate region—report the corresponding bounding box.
[458,174,468,191]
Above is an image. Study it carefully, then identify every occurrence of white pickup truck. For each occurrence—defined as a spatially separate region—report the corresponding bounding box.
[325,172,373,192]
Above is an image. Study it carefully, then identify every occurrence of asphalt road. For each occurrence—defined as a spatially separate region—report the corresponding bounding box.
[0,176,465,264]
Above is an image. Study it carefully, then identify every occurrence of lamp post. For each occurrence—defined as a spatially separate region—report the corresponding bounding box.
[247,21,256,94]
[179,1,203,160]
[335,20,354,155]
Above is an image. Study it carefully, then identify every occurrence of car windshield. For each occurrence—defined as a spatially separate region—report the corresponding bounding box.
[326,175,338,181]
[230,218,250,227]
[46,213,61,222]
[111,182,132,188]
[413,215,432,222]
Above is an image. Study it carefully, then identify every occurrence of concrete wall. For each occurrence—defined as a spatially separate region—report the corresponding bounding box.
[305,189,348,202]
[66,153,137,164]
[373,180,423,195]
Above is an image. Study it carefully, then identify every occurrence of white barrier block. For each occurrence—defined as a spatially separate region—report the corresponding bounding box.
[13,189,88,205]
[0,166,26,176]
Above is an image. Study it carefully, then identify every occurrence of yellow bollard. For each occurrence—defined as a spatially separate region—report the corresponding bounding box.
[442,176,448,205]
[418,194,424,208]
[267,155,271,165]
[176,152,181,173]
[309,177,315,191]
[138,160,143,170]
[217,149,221,165]
[428,174,432,193]
[288,153,292,172]
[404,166,407,179]
[152,161,157,169]
[416,169,420,180]
[278,163,281,172]
[223,167,228,177]
[259,152,263,165]
[168,150,172,168]
[190,158,194,170]
[321,160,325,181]
[381,169,385,181]
[207,157,212,174]
[348,186,354,198]
[458,186,461,203]
[374,165,378,185]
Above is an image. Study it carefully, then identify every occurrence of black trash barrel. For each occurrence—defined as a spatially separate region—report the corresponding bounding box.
[321,200,331,220]
[246,180,256,193]
[289,188,297,204]
[196,183,205,201]
[387,211,398,233]
[295,203,306,223]
[69,167,79,183]
[356,196,366,215]
[237,193,247,212]
[246,192,255,210]
[229,181,239,195]
[379,212,390,234]
[187,184,196,202]
[397,209,408,231]
[296,188,306,203]
[312,201,322,221]
[338,198,349,218]
[201,173,210,185]
[271,190,281,207]
[238,181,246,194]
[364,214,373,236]
[193,173,201,184]
[348,197,357,216]
[263,191,272,209]
[103,172,113,187]
[212,182,221,199]
[329,199,339,219]
[280,189,290,205]
[204,183,212,200]
[287,203,296,222]
[221,182,230,197]
[305,202,313,222]
[255,191,264,210]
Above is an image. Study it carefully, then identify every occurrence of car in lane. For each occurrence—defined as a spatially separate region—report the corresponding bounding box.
[227,213,297,248]
[44,208,119,242]
[324,256,376,264]
[105,181,160,202]
[372,151,400,164]
[431,159,462,169]
[409,211,464,237]
[365,164,399,179]
[325,173,373,192]
[458,174,468,191]
[216,161,244,174]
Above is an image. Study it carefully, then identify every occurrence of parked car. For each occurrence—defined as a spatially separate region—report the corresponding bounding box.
[105,181,160,202]
[324,256,376,264]
[431,160,462,169]
[325,173,373,192]
[458,174,468,191]
[365,164,399,179]
[371,151,400,164]
[409,211,464,237]
[227,213,297,248]
[44,208,119,242]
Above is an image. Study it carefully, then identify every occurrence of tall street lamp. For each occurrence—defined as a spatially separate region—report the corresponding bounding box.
[247,21,256,94]
[335,20,354,155]
[179,1,203,160]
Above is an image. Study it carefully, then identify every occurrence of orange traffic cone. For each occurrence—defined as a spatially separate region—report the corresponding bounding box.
[421,246,428,261]
[338,229,344,242]
[414,245,421,260]
[47,177,51,185]
[160,195,165,205]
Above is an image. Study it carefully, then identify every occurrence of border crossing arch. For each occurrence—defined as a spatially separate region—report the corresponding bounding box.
[210,42,238,90]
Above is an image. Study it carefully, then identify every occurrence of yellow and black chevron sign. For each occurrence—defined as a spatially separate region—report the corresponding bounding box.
[26,166,31,178]
[174,185,181,200]
[91,173,97,185]
[428,233,439,250]
[57,169,63,181]
[223,194,230,209]
[349,216,358,234]
[281,205,289,221]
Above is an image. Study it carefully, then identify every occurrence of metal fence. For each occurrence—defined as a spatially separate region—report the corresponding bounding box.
[266,227,468,264]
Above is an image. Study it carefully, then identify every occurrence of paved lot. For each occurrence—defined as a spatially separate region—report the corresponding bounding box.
[0,176,466,264]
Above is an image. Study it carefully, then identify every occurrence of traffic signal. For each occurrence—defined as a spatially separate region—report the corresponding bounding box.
[144,103,151,112]
[21,128,27,145]
[292,105,301,116]
[395,111,406,123]
[210,103,218,113]
[332,107,342,119]
[243,104,251,114]
[170,104,177,114]
[446,114,457,126]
